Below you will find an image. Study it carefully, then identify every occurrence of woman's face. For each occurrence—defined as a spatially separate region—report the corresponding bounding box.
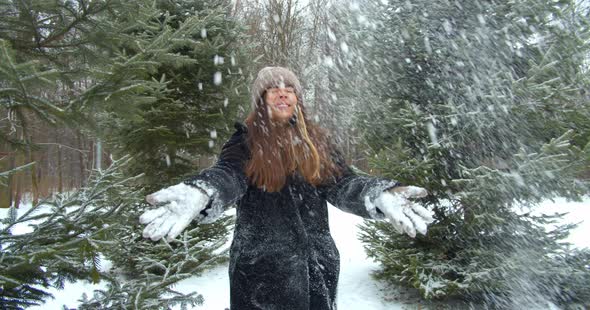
[264,85,297,123]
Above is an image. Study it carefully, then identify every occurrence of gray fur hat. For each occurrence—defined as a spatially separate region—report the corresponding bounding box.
[251,66,302,111]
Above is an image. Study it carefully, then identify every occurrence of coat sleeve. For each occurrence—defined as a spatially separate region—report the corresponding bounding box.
[317,148,399,219]
[183,123,249,223]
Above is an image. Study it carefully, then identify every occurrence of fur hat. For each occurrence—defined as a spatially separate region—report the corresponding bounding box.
[251,66,302,111]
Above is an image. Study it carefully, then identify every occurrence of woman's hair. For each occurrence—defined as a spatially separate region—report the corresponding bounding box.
[244,94,342,192]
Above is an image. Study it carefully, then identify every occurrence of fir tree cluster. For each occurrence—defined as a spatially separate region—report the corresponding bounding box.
[1,0,250,308]
[1,0,590,308]
[333,0,590,307]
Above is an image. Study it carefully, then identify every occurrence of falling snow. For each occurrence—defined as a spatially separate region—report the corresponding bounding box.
[213,72,222,85]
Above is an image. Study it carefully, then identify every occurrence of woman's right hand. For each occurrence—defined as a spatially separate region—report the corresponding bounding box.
[140,183,210,242]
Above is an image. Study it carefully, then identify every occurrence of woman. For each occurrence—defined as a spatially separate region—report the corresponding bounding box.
[139,67,434,310]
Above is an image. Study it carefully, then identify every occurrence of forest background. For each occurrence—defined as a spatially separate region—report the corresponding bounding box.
[1,0,589,308]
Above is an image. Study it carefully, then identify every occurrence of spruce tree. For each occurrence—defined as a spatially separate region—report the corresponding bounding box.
[100,0,251,191]
[0,156,204,309]
[0,0,174,206]
[93,0,252,295]
[1,0,251,307]
[335,0,590,307]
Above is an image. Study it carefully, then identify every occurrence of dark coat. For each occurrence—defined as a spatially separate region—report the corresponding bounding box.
[185,123,397,310]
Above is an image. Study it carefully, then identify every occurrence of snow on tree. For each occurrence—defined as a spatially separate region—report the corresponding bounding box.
[94,3,252,307]
[0,0,175,206]
[1,0,251,307]
[99,0,252,192]
[0,156,215,309]
[332,0,590,307]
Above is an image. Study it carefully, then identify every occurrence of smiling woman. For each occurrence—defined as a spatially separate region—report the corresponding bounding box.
[139,66,434,310]
[244,67,332,192]
[265,86,297,122]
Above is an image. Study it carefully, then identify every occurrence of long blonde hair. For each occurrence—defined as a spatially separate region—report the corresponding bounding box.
[244,98,341,192]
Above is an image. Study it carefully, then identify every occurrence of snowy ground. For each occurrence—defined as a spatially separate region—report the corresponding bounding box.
[4,197,588,309]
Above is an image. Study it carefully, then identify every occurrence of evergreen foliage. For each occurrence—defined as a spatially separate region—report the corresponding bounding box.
[0,0,172,205]
[336,0,590,307]
[0,0,154,148]
[99,0,252,191]
[0,39,63,150]
[0,156,207,309]
[92,3,251,308]
[1,0,251,307]
[0,162,35,187]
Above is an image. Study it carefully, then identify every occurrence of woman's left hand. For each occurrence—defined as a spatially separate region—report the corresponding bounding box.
[374,186,434,238]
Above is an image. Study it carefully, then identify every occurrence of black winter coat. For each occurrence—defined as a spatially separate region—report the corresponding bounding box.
[185,123,397,310]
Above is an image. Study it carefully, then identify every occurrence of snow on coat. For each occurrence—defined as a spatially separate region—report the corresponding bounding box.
[184,123,398,310]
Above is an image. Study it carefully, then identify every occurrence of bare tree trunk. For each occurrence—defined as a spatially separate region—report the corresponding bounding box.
[14,170,22,208]
[28,147,38,205]
[232,0,241,16]
[24,123,39,204]
[57,132,63,193]
[2,151,16,208]
[12,147,23,208]
[95,139,102,171]
[77,131,85,186]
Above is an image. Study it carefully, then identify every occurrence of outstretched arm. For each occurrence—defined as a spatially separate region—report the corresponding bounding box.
[183,123,249,223]
[140,123,249,241]
[319,149,434,237]
[318,150,398,219]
